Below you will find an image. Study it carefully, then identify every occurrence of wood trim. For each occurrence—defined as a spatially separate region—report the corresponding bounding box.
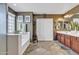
[64,5,79,16]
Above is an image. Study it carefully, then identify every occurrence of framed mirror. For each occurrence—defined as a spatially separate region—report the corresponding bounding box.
[17,16,23,23]
[24,16,30,23]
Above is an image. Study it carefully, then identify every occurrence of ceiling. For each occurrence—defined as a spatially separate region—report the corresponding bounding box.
[8,3,79,14]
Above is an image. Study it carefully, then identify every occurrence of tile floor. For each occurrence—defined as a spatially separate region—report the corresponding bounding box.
[23,41,77,55]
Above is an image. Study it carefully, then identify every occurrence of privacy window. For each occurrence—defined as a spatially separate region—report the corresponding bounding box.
[17,16,23,32]
[8,12,15,33]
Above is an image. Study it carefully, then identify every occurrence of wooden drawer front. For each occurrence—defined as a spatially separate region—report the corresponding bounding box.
[60,34,64,44]
[65,35,71,48]
[71,36,77,52]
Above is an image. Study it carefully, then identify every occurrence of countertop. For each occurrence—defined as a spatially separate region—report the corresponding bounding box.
[56,31,79,37]
[7,32,30,35]
[7,33,20,35]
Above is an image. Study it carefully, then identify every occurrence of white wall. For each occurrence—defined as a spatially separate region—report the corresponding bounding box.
[0,4,7,55]
[0,4,7,34]
[36,18,53,41]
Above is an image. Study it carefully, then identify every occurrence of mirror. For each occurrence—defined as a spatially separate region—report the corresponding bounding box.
[70,13,79,31]
[55,13,79,31]
[55,20,71,31]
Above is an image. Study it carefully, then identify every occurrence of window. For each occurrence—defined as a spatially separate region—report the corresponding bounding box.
[8,12,15,33]
[73,18,79,24]
[16,16,27,33]
[17,16,23,32]
[24,16,30,23]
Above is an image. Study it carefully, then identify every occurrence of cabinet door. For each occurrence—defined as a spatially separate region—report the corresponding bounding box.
[59,34,61,42]
[76,38,79,53]
[56,33,59,40]
[60,34,64,44]
[54,32,57,40]
[71,36,77,52]
[57,33,61,42]
[65,35,71,48]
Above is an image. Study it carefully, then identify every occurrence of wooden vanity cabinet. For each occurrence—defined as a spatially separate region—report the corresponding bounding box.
[64,35,71,48]
[56,32,79,54]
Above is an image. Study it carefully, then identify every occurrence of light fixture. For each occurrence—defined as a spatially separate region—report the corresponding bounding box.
[75,13,79,14]
[57,18,64,21]
[64,15,69,18]
[13,4,16,6]
[64,14,73,18]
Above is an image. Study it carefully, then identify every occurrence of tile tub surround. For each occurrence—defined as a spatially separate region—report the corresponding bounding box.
[23,41,77,55]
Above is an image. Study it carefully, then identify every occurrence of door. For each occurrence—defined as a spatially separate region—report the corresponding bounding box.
[36,18,53,41]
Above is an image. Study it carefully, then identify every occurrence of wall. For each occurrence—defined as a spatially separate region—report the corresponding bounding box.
[33,14,63,40]
[0,4,7,34]
[16,12,33,41]
[33,14,63,20]
[0,3,8,55]
[7,35,18,55]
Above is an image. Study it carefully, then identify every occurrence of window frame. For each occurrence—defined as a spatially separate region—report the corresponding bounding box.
[8,12,15,33]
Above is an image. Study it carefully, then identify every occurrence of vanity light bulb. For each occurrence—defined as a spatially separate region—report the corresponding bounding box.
[13,4,16,6]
